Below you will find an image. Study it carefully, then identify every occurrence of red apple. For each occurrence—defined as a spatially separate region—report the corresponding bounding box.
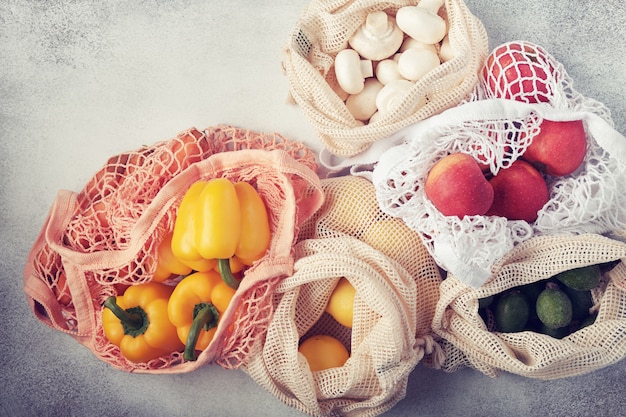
[522,119,587,176]
[425,153,494,218]
[486,160,550,222]
[482,41,556,103]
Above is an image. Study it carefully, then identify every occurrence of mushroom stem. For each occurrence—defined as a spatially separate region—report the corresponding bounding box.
[417,0,445,15]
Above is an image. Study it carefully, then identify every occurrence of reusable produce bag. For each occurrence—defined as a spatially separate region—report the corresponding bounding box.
[244,176,443,416]
[283,0,488,157]
[23,125,324,373]
[432,234,626,379]
[299,176,443,351]
[369,42,626,288]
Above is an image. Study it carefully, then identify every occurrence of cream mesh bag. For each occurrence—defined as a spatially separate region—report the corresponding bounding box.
[243,176,443,416]
[370,41,626,288]
[432,234,626,379]
[282,0,488,157]
[300,176,443,358]
[23,126,324,373]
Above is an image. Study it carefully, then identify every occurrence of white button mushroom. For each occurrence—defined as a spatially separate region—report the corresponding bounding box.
[334,49,374,95]
[396,4,447,45]
[375,59,406,85]
[397,48,441,81]
[346,78,384,121]
[400,37,439,55]
[439,35,455,62]
[348,11,404,61]
[375,79,415,114]
[327,74,350,101]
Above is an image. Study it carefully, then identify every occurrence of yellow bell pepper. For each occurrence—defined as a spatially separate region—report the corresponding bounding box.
[171,178,271,289]
[231,180,272,264]
[167,270,236,361]
[153,231,193,282]
[169,181,219,273]
[102,282,184,363]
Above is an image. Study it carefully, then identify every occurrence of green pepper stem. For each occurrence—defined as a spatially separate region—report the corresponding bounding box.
[103,296,143,329]
[183,303,219,361]
[218,258,240,289]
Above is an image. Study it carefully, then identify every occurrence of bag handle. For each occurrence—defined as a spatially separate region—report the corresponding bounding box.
[23,269,76,334]
[41,189,152,269]
[24,189,95,337]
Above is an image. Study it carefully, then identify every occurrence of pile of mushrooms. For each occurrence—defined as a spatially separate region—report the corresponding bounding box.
[333,0,453,124]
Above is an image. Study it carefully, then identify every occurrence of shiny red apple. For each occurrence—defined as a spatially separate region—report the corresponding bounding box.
[486,160,550,222]
[425,153,494,218]
[522,119,587,176]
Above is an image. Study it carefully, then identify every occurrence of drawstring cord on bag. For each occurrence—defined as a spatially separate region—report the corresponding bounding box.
[414,334,445,368]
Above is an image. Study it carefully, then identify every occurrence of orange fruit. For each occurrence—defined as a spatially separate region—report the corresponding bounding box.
[298,335,349,372]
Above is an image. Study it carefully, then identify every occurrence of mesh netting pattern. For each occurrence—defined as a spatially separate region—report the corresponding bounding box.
[372,41,626,287]
[66,126,317,255]
[244,237,419,417]
[297,176,443,345]
[283,0,489,156]
[431,234,626,379]
[23,125,324,373]
[476,40,613,120]
[243,175,444,416]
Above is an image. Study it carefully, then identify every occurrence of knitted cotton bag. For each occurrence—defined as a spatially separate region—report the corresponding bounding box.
[283,0,488,157]
[432,235,626,379]
[23,125,324,373]
[243,176,443,416]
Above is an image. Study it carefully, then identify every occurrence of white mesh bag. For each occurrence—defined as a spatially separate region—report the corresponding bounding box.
[370,41,626,287]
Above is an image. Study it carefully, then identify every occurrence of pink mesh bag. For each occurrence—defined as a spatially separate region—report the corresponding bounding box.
[23,125,324,373]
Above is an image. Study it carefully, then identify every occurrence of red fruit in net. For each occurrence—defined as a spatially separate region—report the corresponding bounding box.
[486,160,550,223]
[522,119,587,177]
[425,153,495,218]
[482,41,557,104]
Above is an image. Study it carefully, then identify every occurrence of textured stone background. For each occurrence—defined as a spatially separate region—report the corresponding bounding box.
[2,1,625,416]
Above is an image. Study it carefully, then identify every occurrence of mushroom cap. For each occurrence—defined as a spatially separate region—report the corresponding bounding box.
[400,37,439,54]
[346,78,384,121]
[375,79,415,113]
[396,6,447,45]
[375,59,406,85]
[348,11,404,61]
[397,48,441,81]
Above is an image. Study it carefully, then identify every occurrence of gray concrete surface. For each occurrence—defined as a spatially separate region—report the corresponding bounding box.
[2,1,625,416]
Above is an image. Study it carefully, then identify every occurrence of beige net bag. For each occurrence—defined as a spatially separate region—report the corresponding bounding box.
[243,176,443,416]
[432,234,626,379]
[299,176,443,360]
[283,0,488,157]
[23,125,324,373]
